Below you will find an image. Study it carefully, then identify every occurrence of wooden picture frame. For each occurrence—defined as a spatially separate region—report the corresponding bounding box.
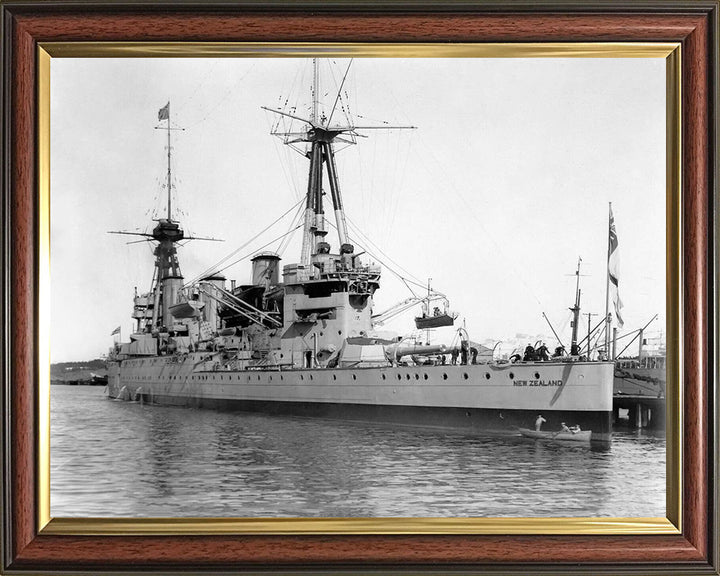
[1,1,717,573]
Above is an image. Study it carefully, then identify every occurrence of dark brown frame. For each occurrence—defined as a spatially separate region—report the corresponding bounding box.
[1,1,717,574]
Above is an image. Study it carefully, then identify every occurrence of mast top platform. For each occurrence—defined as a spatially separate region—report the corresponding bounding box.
[152,218,184,243]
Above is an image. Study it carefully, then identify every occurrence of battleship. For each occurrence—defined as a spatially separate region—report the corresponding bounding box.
[106,60,615,442]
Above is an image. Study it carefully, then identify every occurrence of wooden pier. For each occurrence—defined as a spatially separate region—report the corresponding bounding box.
[613,362,665,430]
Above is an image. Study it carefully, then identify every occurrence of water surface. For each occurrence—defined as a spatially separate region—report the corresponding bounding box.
[51,386,666,517]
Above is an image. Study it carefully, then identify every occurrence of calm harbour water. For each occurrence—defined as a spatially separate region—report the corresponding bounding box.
[51,385,665,518]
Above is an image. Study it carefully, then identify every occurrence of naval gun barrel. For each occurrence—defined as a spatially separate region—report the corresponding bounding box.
[385,343,448,361]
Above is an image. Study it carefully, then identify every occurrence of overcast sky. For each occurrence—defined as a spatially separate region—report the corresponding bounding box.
[50,57,666,362]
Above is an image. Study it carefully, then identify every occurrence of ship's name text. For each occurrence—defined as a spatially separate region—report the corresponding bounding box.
[513,379,563,387]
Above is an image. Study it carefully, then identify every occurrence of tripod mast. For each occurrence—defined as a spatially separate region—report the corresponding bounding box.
[263,59,416,266]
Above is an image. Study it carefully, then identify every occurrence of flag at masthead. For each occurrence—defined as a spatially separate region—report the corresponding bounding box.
[158,102,170,121]
[608,205,624,329]
[604,202,624,358]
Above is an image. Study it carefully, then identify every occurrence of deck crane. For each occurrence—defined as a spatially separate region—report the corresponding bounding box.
[371,290,456,328]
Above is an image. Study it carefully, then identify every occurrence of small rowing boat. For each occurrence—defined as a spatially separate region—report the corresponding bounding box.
[518,428,592,443]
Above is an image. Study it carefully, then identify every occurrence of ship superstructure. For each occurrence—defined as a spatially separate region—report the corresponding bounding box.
[107,60,615,442]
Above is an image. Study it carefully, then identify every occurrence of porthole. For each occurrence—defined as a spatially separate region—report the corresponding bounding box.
[397,374,402,381]
[309,374,314,381]
[485,373,491,380]
[463,373,469,380]
[423,374,429,380]
[415,374,420,380]
[509,372,514,379]
[319,331,324,336]
[406,374,411,380]
[534,372,540,379]
[280,375,283,381]
[442,373,448,380]
[352,374,357,380]
[382,374,386,380]
[338,330,342,335]
[269,376,272,381]
[257,375,261,381]
[333,374,337,380]
[300,375,304,381]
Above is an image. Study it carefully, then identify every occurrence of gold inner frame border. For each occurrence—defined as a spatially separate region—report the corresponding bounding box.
[36,41,682,536]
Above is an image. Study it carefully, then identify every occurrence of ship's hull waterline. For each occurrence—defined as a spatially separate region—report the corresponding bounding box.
[108,355,614,442]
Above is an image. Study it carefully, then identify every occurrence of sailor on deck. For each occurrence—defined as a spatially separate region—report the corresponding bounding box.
[537,342,549,361]
[460,340,469,365]
[523,344,535,361]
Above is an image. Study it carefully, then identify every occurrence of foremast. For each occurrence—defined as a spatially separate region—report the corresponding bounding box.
[110,103,218,338]
[150,102,186,330]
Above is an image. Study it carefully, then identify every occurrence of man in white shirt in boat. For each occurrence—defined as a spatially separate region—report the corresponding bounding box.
[559,423,582,434]
[535,414,547,431]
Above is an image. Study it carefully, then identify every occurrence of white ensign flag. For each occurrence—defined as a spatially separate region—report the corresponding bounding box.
[608,205,624,328]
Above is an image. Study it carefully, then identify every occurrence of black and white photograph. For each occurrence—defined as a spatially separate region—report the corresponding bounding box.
[49,56,666,518]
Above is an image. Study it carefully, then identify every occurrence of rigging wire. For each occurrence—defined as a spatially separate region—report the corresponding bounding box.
[401,277,418,299]
[265,110,302,202]
[183,63,258,130]
[410,130,546,311]
[324,218,426,292]
[204,223,304,280]
[275,222,300,258]
[343,214,425,287]
[184,198,304,287]
[181,60,220,109]
[275,202,305,256]
[327,59,353,127]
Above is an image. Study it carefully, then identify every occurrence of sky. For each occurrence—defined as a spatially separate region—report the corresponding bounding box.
[50,57,666,362]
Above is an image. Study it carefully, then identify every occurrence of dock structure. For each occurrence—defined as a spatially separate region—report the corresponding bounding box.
[613,357,665,430]
[613,394,665,430]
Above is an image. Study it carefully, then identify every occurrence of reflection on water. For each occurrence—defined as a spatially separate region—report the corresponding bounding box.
[51,386,665,518]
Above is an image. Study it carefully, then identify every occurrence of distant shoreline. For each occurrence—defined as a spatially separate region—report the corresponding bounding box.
[51,359,107,386]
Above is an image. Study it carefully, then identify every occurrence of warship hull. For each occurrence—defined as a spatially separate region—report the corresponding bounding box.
[108,356,614,442]
[106,66,617,446]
